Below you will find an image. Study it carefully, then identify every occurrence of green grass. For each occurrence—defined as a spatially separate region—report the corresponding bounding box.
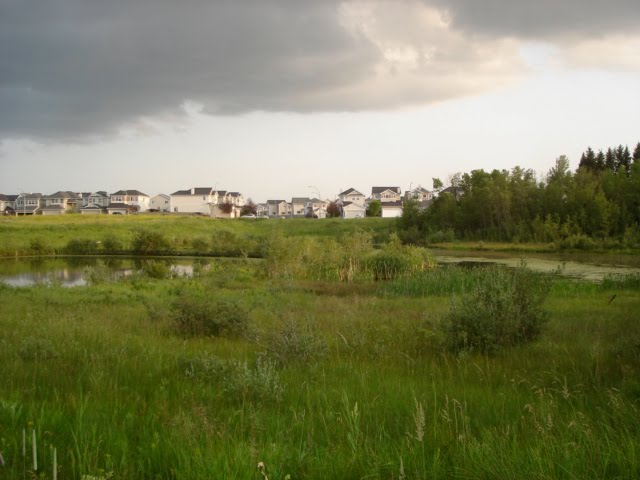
[0,215,396,257]
[1,259,640,479]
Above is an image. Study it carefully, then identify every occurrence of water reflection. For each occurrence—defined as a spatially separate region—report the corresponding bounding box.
[0,257,198,287]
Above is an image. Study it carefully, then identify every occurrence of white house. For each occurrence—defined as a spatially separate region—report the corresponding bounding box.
[304,198,328,218]
[150,193,171,212]
[109,190,150,213]
[15,193,44,215]
[0,194,18,214]
[340,201,366,219]
[170,187,215,214]
[266,200,290,217]
[381,201,404,218]
[338,188,366,207]
[80,191,110,214]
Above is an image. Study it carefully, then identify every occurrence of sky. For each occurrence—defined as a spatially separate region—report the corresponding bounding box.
[1,0,639,202]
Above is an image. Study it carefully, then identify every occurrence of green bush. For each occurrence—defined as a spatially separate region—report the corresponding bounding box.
[102,235,123,253]
[171,292,249,337]
[64,238,99,255]
[29,237,49,255]
[442,265,551,353]
[263,319,328,365]
[131,230,170,255]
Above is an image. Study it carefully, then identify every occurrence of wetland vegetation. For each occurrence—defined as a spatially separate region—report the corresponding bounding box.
[0,215,639,479]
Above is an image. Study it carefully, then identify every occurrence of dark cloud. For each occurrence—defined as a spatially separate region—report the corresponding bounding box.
[1,0,639,141]
[1,0,379,139]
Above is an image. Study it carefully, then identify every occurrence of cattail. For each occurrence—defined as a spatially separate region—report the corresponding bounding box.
[32,428,37,472]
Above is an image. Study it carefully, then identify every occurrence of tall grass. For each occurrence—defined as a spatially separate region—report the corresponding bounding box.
[1,254,639,478]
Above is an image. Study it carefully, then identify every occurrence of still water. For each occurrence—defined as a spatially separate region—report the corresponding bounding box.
[0,256,198,287]
[0,252,639,286]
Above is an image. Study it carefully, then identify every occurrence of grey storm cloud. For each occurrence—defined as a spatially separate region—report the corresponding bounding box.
[1,0,639,140]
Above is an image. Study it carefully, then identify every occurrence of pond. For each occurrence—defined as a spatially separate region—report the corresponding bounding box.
[0,251,639,286]
[433,249,640,282]
[0,256,202,287]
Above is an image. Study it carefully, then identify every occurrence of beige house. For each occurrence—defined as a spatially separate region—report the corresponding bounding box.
[266,200,290,217]
[41,191,83,215]
[371,187,402,203]
[108,190,150,214]
[291,197,311,217]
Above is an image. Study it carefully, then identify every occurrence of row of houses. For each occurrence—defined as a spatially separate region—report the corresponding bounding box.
[0,185,435,218]
[233,185,434,219]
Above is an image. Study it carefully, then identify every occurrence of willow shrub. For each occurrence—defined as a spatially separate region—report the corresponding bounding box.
[443,264,551,353]
[171,291,250,337]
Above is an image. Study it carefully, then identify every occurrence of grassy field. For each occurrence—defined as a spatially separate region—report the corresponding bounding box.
[0,214,396,257]
[1,216,639,479]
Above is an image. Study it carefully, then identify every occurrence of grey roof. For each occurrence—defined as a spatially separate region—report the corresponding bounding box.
[171,187,213,196]
[292,197,310,203]
[40,204,66,211]
[107,203,130,209]
[6,194,18,201]
[111,189,148,197]
[381,201,403,207]
[307,198,322,203]
[44,190,81,200]
[266,199,287,205]
[339,188,364,196]
[372,186,401,194]
[0,194,9,201]
[80,203,105,210]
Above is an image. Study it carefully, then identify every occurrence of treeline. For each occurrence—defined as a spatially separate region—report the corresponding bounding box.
[399,142,640,248]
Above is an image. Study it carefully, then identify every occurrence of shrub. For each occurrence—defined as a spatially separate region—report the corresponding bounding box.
[442,265,551,354]
[64,238,99,255]
[29,237,49,255]
[131,230,170,255]
[171,292,249,337]
[102,235,123,253]
[263,319,328,365]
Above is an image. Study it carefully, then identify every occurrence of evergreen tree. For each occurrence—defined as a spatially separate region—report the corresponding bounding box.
[634,142,640,164]
[605,148,616,172]
[615,145,625,173]
[595,150,605,171]
[578,147,596,171]
[621,145,632,176]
